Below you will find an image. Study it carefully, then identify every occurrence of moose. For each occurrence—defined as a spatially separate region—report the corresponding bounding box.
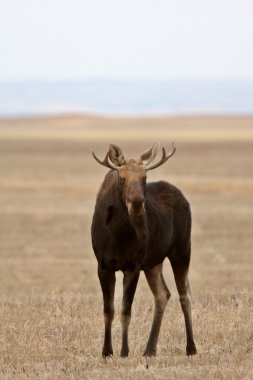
[91,143,197,357]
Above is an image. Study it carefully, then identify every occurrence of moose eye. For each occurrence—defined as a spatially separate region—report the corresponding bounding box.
[142,176,147,184]
[119,176,125,184]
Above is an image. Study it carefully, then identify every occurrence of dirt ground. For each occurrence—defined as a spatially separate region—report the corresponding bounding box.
[0,116,252,379]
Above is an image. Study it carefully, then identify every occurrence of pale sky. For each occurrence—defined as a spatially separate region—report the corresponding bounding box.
[0,0,253,81]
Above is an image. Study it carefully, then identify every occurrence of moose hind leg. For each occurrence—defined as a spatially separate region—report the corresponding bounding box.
[143,263,171,356]
[120,270,140,357]
[98,267,116,357]
[170,257,197,355]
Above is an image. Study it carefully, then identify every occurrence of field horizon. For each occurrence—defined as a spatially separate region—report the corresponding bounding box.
[0,115,252,379]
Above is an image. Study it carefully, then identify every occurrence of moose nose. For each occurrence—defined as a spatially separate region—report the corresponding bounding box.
[126,181,145,217]
[126,196,145,217]
[131,197,144,210]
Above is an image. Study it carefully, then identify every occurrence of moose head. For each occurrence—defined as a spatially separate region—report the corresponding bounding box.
[92,143,176,224]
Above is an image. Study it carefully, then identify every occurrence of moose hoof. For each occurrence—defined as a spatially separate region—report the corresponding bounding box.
[143,348,156,357]
[102,349,113,358]
[120,350,129,358]
[186,342,197,356]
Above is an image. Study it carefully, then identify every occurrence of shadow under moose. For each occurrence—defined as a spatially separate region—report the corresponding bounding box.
[91,143,197,358]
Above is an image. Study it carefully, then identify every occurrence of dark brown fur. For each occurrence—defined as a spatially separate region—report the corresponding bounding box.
[91,145,196,357]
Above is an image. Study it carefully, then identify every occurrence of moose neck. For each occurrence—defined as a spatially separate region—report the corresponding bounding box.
[130,213,148,242]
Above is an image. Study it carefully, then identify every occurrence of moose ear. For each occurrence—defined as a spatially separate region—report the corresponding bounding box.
[140,143,160,166]
[108,144,125,166]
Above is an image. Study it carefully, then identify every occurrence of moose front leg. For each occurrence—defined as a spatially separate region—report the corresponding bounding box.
[120,270,140,357]
[98,267,116,357]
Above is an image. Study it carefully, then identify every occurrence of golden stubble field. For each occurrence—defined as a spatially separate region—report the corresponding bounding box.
[0,116,253,379]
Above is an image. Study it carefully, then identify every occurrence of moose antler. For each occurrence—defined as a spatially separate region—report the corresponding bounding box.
[91,150,118,170]
[145,143,176,171]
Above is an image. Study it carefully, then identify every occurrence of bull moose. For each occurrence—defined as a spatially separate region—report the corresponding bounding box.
[91,143,197,357]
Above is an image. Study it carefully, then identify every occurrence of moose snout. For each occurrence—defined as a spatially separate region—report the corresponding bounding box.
[126,196,145,219]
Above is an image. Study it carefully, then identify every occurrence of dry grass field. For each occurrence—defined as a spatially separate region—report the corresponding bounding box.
[0,116,253,379]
